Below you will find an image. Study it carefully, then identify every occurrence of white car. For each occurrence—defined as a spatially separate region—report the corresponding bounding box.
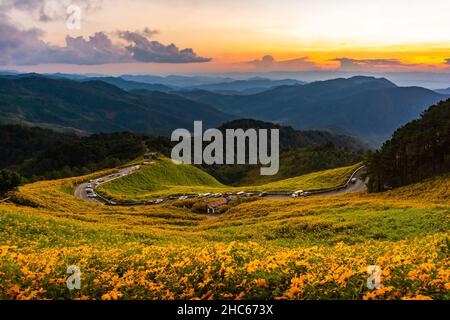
[178,196,188,200]
[154,199,164,204]
[291,190,304,198]
[351,178,358,184]
[87,193,97,198]
[236,191,246,196]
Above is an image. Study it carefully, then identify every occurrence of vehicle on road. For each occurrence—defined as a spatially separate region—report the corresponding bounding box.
[258,192,268,197]
[178,196,189,200]
[351,178,358,184]
[291,190,305,198]
[154,199,164,204]
[87,193,97,198]
[236,191,246,196]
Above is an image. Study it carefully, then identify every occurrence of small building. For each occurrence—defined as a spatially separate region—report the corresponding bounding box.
[207,198,229,214]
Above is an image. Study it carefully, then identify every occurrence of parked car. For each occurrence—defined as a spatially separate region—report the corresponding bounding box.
[291,190,305,198]
[351,178,358,184]
[87,193,97,198]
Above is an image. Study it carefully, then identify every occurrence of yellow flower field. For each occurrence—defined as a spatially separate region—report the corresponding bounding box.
[0,170,449,300]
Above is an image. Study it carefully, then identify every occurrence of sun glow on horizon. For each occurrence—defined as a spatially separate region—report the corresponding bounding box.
[1,0,450,74]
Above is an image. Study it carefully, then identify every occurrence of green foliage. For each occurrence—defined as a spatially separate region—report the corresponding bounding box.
[367,99,450,192]
[199,119,367,185]
[0,125,145,181]
[0,169,22,196]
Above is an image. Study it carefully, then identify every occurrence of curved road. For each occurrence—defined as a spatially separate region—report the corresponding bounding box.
[74,164,367,206]
[74,166,141,203]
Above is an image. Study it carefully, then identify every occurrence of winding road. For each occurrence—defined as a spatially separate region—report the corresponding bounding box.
[74,166,141,204]
[74,164,367,206]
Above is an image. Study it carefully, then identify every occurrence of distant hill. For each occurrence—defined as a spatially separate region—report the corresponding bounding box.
[367,98,450,192]
[435,87,450,94]
[183,77,306,94]
[81,77,173,92]
[178,76,449,146]
[121,74,235,87]
[0,75,234,135]
[198,119,367,185]
[217,119,369,151]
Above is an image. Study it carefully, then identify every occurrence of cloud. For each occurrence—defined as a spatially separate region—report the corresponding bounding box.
[0,15,211,65]
[118,30,211,63]
[245,55,317,71]
[333,58,419,71]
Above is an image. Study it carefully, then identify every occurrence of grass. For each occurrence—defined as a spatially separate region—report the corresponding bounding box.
[97,158,362,202]
[0,169,448,299]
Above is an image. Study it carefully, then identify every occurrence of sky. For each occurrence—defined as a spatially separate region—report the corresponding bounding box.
[1,0,450,78]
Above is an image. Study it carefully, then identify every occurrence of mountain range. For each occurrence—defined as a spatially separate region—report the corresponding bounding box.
[0,73,448,147]
[435,87,450,94]
[177,76,449,146]
[0,75,233,135]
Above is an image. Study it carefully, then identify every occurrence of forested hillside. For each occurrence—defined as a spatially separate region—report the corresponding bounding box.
[367,99,450,192]
[0,75,233,134]
[0,125,145,180]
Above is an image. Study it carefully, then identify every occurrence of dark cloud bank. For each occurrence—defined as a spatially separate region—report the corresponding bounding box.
[0,1,211,65]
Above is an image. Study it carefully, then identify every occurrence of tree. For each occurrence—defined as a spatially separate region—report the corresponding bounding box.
[367,99,450,192]
[0,169,22,196]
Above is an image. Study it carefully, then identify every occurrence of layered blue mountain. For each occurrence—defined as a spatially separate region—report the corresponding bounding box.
[177,76,449,146]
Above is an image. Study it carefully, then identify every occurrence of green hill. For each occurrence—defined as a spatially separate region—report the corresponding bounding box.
[97,158,360,202]
[96,159,225,201]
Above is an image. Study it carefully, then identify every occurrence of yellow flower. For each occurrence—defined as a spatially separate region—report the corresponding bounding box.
[254,279,268,288]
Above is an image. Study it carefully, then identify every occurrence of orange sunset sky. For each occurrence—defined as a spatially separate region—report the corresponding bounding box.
[1,0,450,75]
